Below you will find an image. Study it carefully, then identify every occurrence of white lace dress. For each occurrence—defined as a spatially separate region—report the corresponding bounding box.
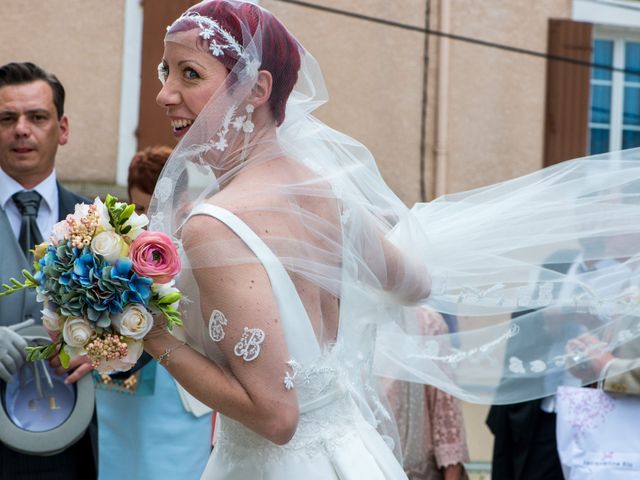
[186,205,408,480]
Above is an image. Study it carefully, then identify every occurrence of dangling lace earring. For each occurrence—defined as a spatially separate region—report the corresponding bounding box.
[240,104,255,163]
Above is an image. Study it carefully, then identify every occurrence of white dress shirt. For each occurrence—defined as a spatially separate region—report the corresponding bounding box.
[0,168,59,241]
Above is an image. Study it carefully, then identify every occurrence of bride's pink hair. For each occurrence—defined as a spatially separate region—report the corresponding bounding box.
[170,0,301,126]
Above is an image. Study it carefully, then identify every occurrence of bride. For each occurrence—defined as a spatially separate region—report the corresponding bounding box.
[144,1,422,478]
[143,0,640,478]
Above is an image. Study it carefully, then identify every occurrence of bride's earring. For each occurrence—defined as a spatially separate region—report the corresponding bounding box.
[240,104,255,163]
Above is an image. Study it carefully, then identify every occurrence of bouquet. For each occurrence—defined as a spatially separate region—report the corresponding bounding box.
[0,195,182,373]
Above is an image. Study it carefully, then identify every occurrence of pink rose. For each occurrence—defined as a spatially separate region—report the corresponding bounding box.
[129,231,181,283]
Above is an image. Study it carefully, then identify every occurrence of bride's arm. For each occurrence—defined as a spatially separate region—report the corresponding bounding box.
[360,212,431,303]
[144,216,299,445]
[380,235,431,302]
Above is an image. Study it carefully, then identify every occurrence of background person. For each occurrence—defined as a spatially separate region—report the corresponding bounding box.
[95,145,212,480]
[386,308,469,480]
[0,61,96,479]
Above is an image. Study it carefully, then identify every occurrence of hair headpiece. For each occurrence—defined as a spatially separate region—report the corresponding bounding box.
[168,11,245,60]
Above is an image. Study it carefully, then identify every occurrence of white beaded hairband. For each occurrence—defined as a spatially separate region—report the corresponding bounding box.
[168,11,247,61]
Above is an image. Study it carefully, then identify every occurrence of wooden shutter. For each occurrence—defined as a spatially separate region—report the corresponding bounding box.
[136,0,199,150]
[544,19,593,167]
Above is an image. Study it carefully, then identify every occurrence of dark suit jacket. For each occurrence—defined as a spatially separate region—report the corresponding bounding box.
[0,182,97,479]
[0,183,89,327]
[487,397,562,480]
[486,250,580,480]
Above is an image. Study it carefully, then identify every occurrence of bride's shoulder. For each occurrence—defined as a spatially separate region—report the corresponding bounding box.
[181,196,284,250]
[181,158,300,245]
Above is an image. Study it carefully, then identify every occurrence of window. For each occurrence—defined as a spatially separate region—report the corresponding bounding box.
[589,34,640,154]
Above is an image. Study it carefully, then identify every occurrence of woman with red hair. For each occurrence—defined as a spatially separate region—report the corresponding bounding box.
[96,146,212,480]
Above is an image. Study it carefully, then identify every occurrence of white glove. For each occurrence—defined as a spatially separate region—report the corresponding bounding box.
[0,326,28,383]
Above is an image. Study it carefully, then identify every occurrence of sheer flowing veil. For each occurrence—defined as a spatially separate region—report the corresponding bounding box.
[377,150,640,403]
[147,1,640,440]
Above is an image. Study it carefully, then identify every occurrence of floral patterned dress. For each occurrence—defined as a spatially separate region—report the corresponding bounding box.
[386,310,470,480]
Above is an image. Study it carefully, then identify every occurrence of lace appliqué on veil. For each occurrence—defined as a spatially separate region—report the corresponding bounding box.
[154,177,174,202]
[410,323,521,366]
[233,327,265,361]
[454,282,555,307]
[211,105,237,152]
[209,104,257,153]
[208,310,228,342]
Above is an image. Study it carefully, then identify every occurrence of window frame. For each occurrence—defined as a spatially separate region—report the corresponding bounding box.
[590,27,640,153]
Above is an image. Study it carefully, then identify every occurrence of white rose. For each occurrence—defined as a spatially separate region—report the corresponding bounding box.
[63,344,87,360]
[96,339,143,374]
[123,211,149,240]
[93,197,114,232]
[91,231,125,264]
[41,306,62,332]
[112,304,154,340]
[62,317,94,348]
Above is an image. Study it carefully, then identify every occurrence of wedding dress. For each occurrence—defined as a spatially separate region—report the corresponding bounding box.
[186,204,407,480]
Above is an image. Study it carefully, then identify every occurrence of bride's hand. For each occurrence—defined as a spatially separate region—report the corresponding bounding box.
[144,313,188,364]
[144,313,172,345]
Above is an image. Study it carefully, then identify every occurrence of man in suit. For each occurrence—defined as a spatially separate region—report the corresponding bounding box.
[486,327,566,480]
[0,62,96,479]
[486,250,582,480]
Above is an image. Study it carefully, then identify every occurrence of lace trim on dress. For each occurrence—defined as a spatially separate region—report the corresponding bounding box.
[212,351,367,465]
[433,442,470,469]
[214,395,359,465]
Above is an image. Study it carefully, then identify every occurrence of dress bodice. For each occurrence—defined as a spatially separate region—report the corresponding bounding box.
[187,204,408,479]
[214,353,359,466]
[186,204,355,454]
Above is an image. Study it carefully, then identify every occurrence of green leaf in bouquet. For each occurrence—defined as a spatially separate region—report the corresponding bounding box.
[118,203,135,224]
[25,342,58,362]
[59,348,71,369]
[0,270,37,297]
[42,343,58,359]
[150,298,183,330]
[158,292,182,305]
[164,309,183,330]
[120,225,132,235]
[22,269,37,284]
[25,346,43,362]
[105,194,121,228]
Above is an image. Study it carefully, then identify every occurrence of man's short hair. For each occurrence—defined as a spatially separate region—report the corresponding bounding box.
[0,62,65,119]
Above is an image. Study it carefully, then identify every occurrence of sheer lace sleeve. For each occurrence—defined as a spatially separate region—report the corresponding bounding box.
[385,308,470,475]
[427,384,470,469]
[422,310,470,469]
